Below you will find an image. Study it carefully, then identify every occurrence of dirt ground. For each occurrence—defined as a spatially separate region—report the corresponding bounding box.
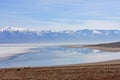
[0,63,120,80]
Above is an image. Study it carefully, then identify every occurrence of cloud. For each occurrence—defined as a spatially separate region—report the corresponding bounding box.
[1,17,120,31]
[24,20,120,31]
[106,17,120,20]
[81,20,120,30]
[0,0,120,30]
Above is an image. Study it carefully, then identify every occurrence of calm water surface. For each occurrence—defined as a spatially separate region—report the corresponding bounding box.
[0,43,120,68]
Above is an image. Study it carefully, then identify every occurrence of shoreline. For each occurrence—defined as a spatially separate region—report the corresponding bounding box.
[82,45,120,52]
[63,42,120,52]
[82,42,120,52]
[0,59,120,80]
[1,59,120,69]
[0,42,120,80]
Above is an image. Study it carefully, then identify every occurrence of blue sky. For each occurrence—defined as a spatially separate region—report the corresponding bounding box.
[0,0,120,30]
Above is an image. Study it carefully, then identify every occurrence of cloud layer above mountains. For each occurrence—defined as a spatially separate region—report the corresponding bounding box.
[0,0,120,30]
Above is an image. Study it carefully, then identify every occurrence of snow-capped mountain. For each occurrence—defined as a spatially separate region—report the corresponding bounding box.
[0,27,120,43]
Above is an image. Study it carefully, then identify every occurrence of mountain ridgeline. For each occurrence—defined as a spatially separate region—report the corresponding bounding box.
[0,27,120,43]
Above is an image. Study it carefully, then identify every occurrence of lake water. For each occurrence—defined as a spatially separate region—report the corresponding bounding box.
[0,43,120,68]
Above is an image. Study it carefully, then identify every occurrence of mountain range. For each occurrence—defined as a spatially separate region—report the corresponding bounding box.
[0,27,120,43]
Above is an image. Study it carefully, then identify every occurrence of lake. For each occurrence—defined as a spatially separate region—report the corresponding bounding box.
[0,43,120,68]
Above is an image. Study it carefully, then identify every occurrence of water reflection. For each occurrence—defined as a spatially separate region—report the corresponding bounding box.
[0,45,120,68]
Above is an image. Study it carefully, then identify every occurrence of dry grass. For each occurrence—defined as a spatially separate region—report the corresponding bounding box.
[0,64,120,80]
[1,42,120,80]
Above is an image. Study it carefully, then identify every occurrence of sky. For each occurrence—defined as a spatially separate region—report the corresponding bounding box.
[0,0,120,30]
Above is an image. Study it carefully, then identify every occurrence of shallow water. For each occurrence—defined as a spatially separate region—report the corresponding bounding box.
[0,43,120,68]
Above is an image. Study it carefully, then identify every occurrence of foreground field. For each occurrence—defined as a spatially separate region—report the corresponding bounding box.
[0,63,120,80]
[1,42,120,80]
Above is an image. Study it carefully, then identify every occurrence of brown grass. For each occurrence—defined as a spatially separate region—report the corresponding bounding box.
[1,42,120,80]
[0,63,120,80]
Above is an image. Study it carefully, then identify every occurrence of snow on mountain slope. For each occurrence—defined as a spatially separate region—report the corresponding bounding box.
[0,27,35,32]
[92,30,102,34]
[0,27,120,43]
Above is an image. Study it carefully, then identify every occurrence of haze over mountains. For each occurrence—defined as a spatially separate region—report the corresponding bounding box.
[0,27,120,43]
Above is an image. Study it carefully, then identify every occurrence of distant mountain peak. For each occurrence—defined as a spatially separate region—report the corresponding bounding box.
[0,27,35,32]
[0,27,119,43]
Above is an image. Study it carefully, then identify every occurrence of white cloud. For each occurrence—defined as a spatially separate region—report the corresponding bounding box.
[35,20,120,31]
[106,17,120,20]
[0,0,120,30]
[1,19,120,31]
[81,20,120,30]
